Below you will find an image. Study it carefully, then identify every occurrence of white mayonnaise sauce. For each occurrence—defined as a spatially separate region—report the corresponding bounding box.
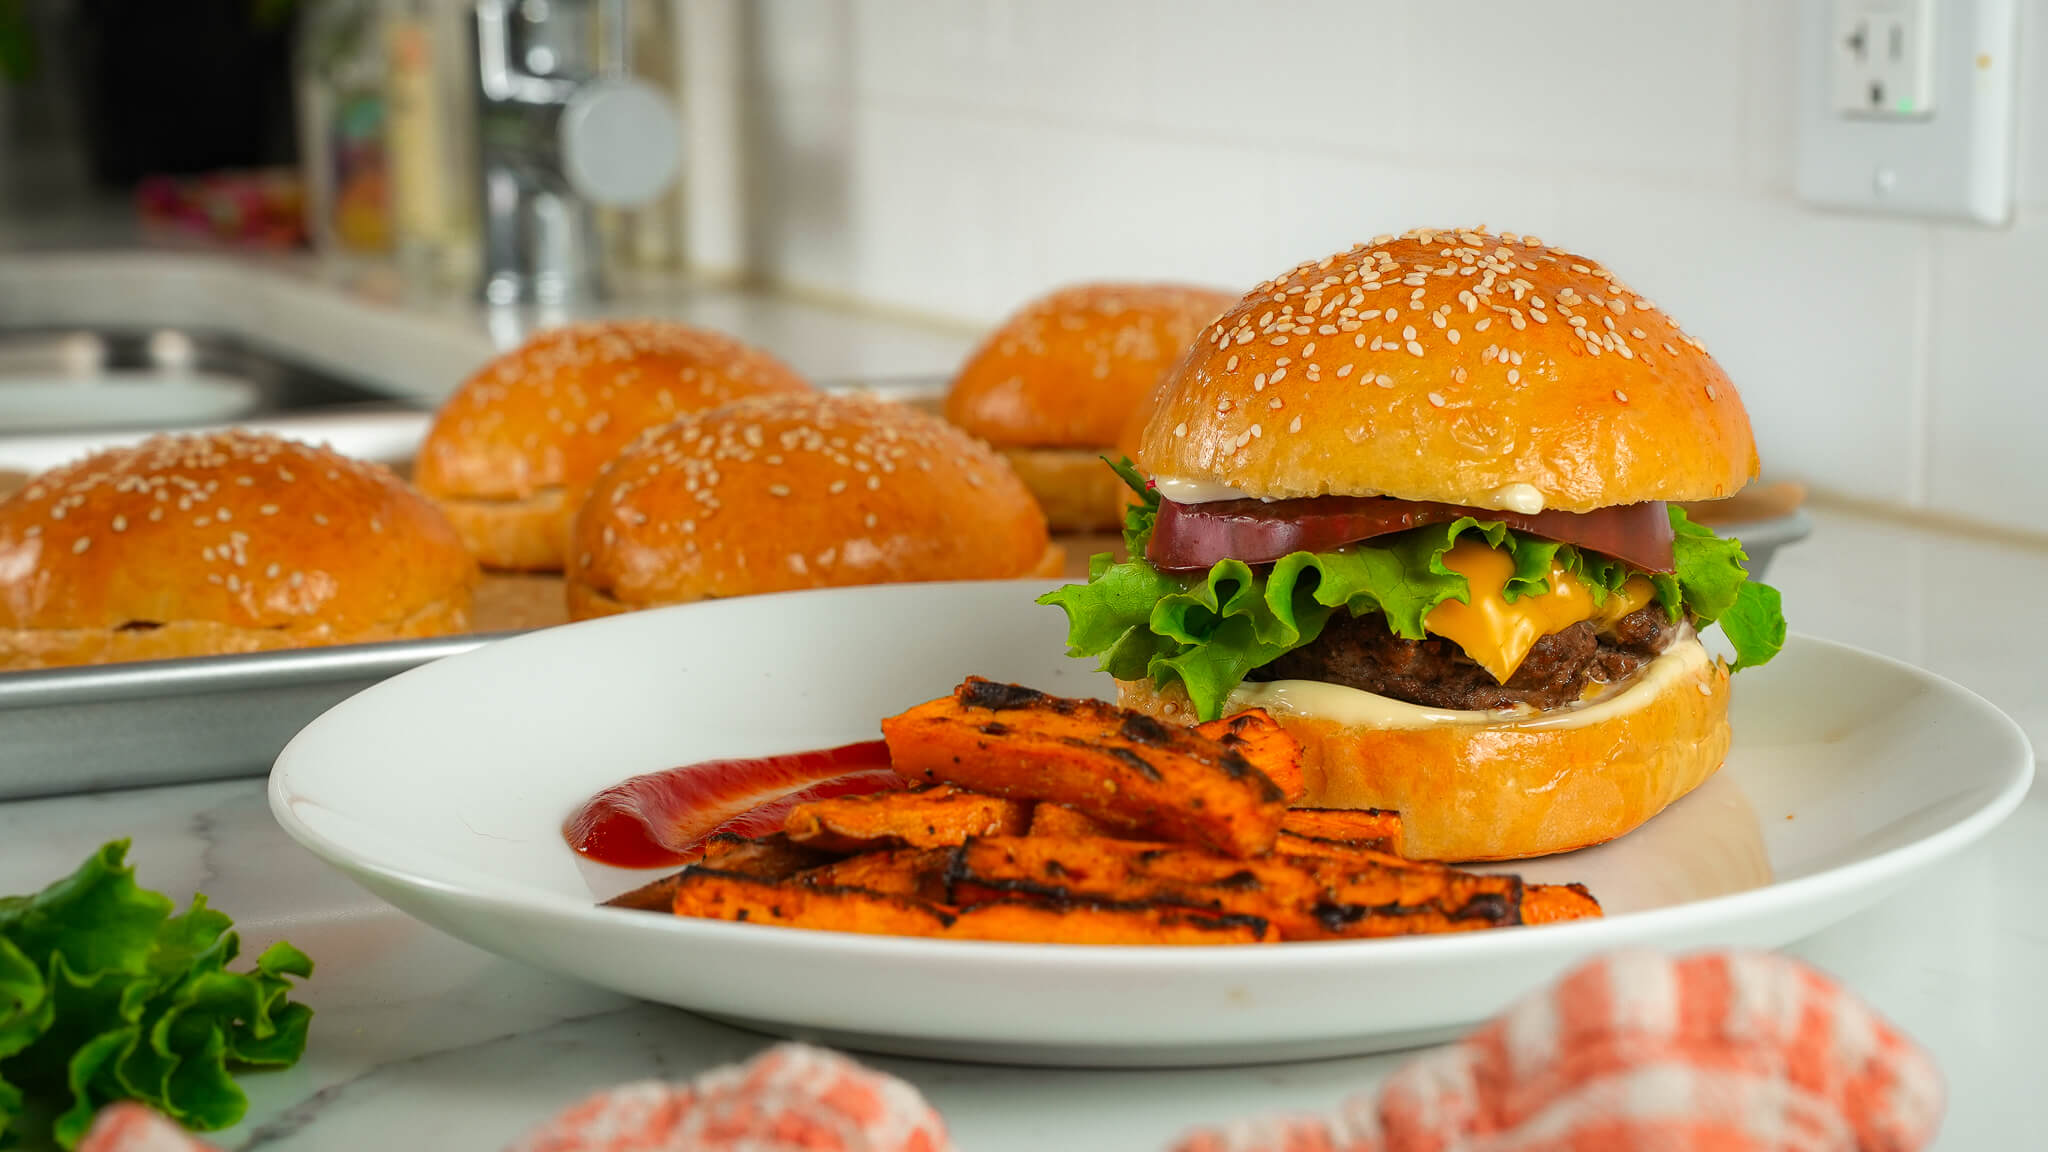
[1150,476,1553,513]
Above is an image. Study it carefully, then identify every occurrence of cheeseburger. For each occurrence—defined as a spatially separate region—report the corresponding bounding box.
[1041,228,1786,862]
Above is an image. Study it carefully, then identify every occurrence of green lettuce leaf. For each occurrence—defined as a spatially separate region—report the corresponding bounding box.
[1040,463,1788,721]
[0,842,314,1149]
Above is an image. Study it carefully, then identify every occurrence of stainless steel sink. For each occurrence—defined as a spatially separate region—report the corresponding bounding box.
[0,327,414,435]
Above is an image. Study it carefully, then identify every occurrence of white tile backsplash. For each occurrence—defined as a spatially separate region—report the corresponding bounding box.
[1394,1,1747,184]
[1928,216,2048,535]
[677,0,2048,530]
[1546,180,1932,502]
[2015,0,2048,207]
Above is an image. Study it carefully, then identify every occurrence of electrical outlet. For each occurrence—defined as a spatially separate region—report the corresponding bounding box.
[1832,0,1936,118]
[1796,0,2017,224]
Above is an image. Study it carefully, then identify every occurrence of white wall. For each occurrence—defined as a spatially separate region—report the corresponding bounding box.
[678,0,2048,534]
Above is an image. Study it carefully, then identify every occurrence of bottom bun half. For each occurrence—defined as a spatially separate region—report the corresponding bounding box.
[995,447,1129,534]
[1117,634,1732,862]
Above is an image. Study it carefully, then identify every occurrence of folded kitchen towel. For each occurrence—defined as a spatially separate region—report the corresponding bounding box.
[1173,950,1941,1152]
[76,951,1937,1152]
[76,1043,951,1152]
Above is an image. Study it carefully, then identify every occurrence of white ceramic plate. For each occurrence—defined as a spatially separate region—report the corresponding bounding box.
[270,581,2033,1067]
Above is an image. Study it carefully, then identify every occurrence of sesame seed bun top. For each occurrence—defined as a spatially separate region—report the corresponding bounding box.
[416,320,811,504]
[945,283,1238,449]
[566,392,1052,618]
[1135,229,1759,512]
[0,430,476,644]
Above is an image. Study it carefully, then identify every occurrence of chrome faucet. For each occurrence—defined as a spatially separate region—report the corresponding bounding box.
[471,0,679,307]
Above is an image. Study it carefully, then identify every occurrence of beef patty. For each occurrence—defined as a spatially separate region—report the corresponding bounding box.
[1244,604,1679,711]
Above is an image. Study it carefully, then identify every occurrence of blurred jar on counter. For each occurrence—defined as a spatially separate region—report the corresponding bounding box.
[384,0,478,286]
[296,0,392,253]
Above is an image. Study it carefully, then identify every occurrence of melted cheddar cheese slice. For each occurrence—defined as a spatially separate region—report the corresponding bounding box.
[1423,539,1655,683]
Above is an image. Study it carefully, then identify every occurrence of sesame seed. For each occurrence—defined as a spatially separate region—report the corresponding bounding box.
[111,515,126,532]
[1706,384,1719,399]
[1288,415,1302,433]
[1376,374,1394,388]
[71,537,90,554]
[768,484,791,497]
[1427,392,1446,407]
[1173,421,1188,437]
[1406,341,1424,357]
[1614,390,1629,402]
[1508,369,1521,384]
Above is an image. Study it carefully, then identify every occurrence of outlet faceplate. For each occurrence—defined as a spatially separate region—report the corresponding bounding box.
[1796,0,2017,224]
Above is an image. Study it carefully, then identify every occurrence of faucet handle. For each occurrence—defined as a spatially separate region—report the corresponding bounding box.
[559,77,682,207]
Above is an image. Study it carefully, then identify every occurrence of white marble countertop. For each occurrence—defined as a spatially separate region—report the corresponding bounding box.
[0,503,2038,1151]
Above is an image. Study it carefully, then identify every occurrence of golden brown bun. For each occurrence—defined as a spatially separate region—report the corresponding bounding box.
[567,393,1052,618]
[946,283,1237,450]
[0,431,477,670]
[1117,635,1731,862]
[1137,229,1758,512]
[994,447,1130,533]
[416,320,811,570]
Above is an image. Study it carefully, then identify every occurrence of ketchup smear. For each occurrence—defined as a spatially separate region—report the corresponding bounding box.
[566,740,904,869]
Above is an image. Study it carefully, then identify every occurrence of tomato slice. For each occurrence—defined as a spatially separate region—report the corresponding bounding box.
[1145,495,1674,573]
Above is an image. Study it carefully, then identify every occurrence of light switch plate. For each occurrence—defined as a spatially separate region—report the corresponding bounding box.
[1796,0,2017,224]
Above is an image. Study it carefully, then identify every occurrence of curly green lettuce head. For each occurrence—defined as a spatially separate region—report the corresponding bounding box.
[1038,460,1786,722]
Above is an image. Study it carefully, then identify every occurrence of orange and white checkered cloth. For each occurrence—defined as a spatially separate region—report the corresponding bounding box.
[79,950,1939,1152]
[1173,950,1941,1152]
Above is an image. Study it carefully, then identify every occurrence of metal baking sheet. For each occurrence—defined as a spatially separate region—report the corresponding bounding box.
[0,634,501,801]
[0,509,1812,803]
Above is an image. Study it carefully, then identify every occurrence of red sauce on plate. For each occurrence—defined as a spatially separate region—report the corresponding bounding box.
[566,740,903,869]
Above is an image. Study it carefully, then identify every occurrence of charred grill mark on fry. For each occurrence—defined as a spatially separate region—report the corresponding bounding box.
[1119,713,1174,746]
[1104,746,1164,782]
[959,678,1055,712]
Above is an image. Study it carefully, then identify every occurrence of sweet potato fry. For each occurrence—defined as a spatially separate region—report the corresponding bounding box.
[881,678,1285,857]
[1521,881,1603,925]
[673,868,955,936]
[798,848,953,900]
[1275,830,1403,865]
[602,833,837,911]
[950,836,1579,941]
[1285,853,1530,937]
[1027,802,1121,839]
[784,784,1029,853]
[945,901,1277,945]
[1279,808,1405,855]
[949,836,1328,938]
[1195,710,1306,803]
[671,868,1274,944]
